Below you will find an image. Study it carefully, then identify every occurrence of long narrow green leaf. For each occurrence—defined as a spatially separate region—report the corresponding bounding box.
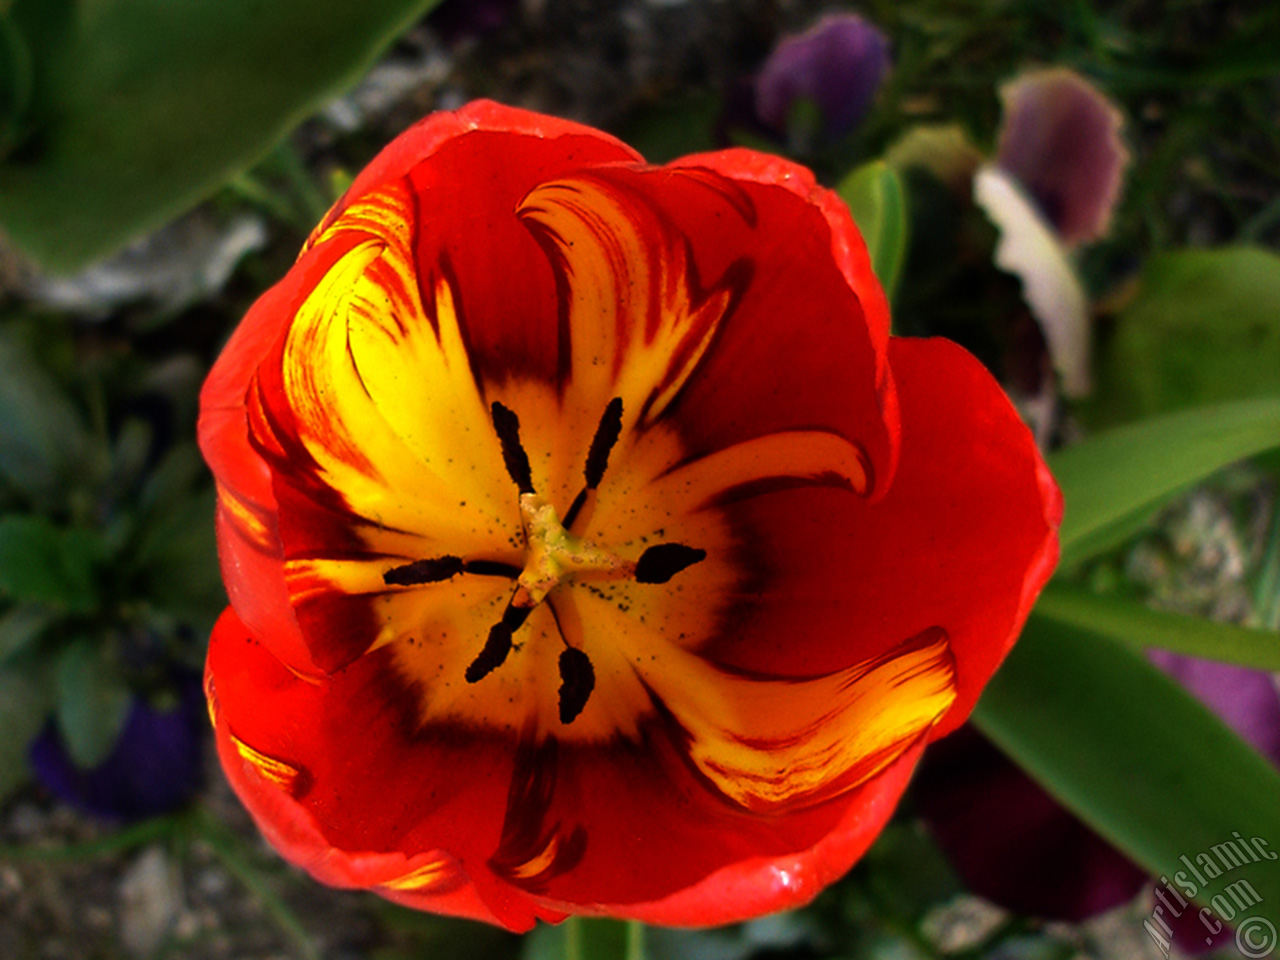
[1052,395,1280,567]
[0,0,443,270]
[1036,583,1280,670]
[974,616,1280,910]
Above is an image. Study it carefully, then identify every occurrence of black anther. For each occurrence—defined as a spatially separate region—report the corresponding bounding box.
[634,543,707,584]
[384,555,464,585]
[466,622,514,683]
[491,401,535,494]
[557,647,595,724]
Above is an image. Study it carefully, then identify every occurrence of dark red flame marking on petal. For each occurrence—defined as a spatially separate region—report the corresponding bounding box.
[636,256,754,430]
[489,733,589,891]
[706,470,862,509]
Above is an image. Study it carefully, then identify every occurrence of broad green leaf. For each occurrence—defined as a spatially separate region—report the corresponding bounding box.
[55,638,132,768]
[1036,583,1280,670]
[1093,247,1280,425]
[0,515,99,611]
[0,658,53,801]
[974,616,1280,911]
[1052,395,1280,567]
[838,160,908,303]
[0,0,443,271]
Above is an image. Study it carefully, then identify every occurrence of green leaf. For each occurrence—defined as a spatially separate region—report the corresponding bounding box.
[0,11,34,156]
[1036,583,1280,670]
[55,639,132,768]
[1093,247,1280,425]
[0,332,89,505]
[0,515,99,612]
[974,616,1280,911]
[0,603,54,663]
[1051,395,1280,567]
[0,0,444,271]
[838,160,909,303]
[0,658,54,801]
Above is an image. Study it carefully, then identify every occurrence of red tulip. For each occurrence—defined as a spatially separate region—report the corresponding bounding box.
[198,100,1061,931]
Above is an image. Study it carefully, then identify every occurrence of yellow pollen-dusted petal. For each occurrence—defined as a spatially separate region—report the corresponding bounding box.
[271,181,520,591]
[517,173,739,500]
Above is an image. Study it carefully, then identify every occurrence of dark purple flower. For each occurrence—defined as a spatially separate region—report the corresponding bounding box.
[994,68,1129,247]
[427,0,517,46]
[916,653,1280,928]
[913,727,1149,921]
[754,13,890,144]
[29,677,206,821]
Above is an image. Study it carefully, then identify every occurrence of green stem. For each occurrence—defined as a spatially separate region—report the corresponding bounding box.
[625,920,647,960]
[0,811,184,862]
[189,807,321,960]
[564,915,583,960]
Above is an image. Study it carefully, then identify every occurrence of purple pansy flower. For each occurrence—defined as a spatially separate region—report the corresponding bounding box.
[755,13,891,144]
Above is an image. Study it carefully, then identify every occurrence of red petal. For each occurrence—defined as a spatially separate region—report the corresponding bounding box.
[698,337,1059,732]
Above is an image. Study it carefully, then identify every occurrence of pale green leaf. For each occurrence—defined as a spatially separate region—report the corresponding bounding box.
[1052,395,1280,567]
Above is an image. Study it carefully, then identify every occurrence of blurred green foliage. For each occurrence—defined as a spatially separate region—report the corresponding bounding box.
[0,0,443,270]
[0,318,221,798]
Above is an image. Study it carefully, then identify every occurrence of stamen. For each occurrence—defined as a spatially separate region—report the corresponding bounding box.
[491,401,535,494]
[465,599,532,684]
[463,559,522,578]
[583,397,624,489]
[634,543,707,584]
[502,602,533,633]
[564,397,623,530]
[466,622,514,683]
[557,647,595,724]
[384,555,464,585]
[384,556,520,585]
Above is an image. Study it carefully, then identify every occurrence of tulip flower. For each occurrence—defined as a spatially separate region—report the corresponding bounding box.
[198,100,1060,930]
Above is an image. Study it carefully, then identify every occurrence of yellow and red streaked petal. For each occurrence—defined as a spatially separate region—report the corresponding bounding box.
[201,105,643,676]
[543,162,897,500]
